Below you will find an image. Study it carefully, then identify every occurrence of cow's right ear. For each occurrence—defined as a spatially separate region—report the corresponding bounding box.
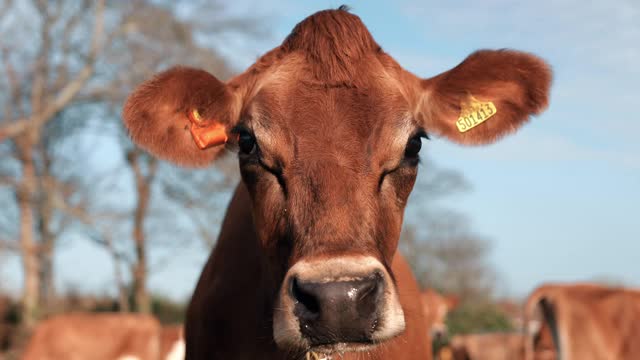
[123,67,239,167]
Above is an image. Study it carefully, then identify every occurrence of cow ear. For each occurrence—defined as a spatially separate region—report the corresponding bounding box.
[418,50,552,145]
[445,295,460,311]
[123,67,239,167]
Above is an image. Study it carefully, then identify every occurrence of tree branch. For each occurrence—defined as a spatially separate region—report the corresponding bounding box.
[87,231,133,266]
[0,0,105,141]
[0,240,20,252]
[30,0,55,116]
[0,175,18,187]
[1,47,23,122]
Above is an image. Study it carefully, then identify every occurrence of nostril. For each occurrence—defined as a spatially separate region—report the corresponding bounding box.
[291,277,320,318]
[354,273,384,319]
[356,274,380,302]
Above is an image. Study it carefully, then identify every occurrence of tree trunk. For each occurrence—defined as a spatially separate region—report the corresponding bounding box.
[115,261,130,313]
[128,149,157,314]
[38,242,54,309]
[16,137,39,327]
[103,231,130,312]
[37,144,56,312]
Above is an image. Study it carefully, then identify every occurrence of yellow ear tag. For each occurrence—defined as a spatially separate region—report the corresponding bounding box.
[456,96,497,133]
[188,109,228,149]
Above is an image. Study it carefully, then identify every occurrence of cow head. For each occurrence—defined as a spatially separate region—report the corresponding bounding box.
[421,289,459,340]
[122,7,551,356]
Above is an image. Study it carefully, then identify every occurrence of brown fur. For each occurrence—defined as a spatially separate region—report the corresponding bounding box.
[21,313,161,360]
[524,283,640,360]
[183,184,431,359]
[281,7,380,83]
[122,7,552,360]
[450,333,525,360]
[422,50,552,145]
[123,67,235,167]
[421,289,459,336]
[529,320,557,360]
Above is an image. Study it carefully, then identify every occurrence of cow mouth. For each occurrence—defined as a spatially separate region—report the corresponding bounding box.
[306,342,379,358]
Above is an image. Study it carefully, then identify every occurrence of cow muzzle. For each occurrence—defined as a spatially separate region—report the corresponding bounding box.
[273,256,405,354]
[430,323,448,341]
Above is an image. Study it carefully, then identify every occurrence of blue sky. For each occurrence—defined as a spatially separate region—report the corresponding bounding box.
[4,0,639,301]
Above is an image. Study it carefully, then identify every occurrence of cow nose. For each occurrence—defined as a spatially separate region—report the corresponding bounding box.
[431,327,447,341]
[290,272,383,344]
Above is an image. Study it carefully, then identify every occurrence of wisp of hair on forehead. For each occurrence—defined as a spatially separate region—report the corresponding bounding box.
[280,7,382,84]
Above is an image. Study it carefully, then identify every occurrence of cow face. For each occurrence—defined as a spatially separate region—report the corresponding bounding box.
[123,7,551,356]
[421,290,459,340]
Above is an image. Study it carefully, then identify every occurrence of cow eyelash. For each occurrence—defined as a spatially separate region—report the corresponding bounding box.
[378,131,427,191]
[418,130,430,140]
[409,129,429,144]
[229,125,258,156]
[230,124,251,134]
[403,130,428,166]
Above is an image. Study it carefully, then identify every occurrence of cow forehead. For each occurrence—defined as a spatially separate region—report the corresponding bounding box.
[247,70,415,164]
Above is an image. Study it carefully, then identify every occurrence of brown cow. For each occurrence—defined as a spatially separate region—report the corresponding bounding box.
[21,312,161,360]
[421,289,459,340]
[122,6,551,359]
[160,325,185,360]
[524,283,640,360]
[449,333,525,360]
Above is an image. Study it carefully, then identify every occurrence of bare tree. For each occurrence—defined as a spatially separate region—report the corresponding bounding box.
[81,0,245,313]
[0,0,255,324]
[402,218,497,302]
[0,0,106,326]
[127,149,157,313]
[401,158,499,303]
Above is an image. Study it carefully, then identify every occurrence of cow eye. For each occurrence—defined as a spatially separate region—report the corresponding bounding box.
[404,135,422,159]
[237,129,257,155]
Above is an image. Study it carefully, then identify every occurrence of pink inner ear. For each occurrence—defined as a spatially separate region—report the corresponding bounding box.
[187,110,228,149]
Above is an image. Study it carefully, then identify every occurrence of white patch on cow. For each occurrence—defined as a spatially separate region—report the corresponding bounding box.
[117,356,140,360]
[527,319,542,336]
[165,339,185,360]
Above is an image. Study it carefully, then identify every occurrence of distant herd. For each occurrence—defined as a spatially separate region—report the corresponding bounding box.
[19,283,640,359]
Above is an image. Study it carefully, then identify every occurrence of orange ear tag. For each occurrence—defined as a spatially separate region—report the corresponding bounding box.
[188,109,228,149]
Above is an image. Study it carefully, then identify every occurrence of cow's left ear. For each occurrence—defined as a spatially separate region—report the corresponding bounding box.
[418,50,552,145]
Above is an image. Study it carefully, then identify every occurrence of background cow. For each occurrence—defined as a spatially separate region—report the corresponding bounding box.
[525,283,640,360]
[449,333,525,360]
[123,6,551,360]
[21,313,161,360]
[421,289,459,340]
